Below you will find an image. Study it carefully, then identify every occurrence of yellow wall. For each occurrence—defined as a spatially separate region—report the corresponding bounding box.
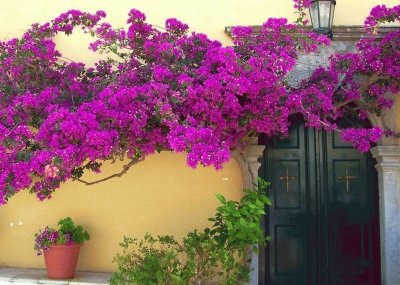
[0,153,242,271]
[1,0,399,65]
[0,0,399,272]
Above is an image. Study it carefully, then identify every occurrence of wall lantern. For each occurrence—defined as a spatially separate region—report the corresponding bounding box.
[309,0,336,39]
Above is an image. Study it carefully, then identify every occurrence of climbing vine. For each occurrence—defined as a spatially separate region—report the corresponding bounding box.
[0,2,398,204]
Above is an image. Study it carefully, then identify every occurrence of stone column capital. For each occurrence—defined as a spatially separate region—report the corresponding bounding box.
[232,140,265,190]
[244,144,265,160]
[371,145,400,171]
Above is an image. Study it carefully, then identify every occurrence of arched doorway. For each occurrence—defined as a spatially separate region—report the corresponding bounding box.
[259,118,381,285]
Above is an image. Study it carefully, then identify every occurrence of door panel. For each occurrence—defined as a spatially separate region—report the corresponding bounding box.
[326,131,376,285]
[273,160,301,209]
[265,121,312,285]
[334,224,365,274]
[275,225,307,274]
[261,120,380,285]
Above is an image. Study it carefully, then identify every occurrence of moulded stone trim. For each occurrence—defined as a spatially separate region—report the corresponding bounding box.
[225,25,399,42]
[231,142,265,190]
[371,145,400,170]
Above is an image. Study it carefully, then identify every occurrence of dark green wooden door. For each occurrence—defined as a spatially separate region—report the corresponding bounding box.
[260,119,380,285]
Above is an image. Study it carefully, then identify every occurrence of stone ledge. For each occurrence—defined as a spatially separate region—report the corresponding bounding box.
[225,25,399,42]
[0,268,111,285]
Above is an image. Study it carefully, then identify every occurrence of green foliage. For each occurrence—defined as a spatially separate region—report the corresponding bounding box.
[110,178,271,285]
[110,235,188,285]
[208,177,271,254]
[58,217,90,244]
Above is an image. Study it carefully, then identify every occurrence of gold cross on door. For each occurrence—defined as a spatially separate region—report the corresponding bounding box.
[337,168,357,193]
[278,168,296,193]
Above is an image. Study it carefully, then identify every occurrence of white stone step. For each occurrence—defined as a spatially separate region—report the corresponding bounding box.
[0,268,111,285]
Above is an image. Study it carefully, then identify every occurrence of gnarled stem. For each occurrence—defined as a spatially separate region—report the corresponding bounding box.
[74,158,142,186]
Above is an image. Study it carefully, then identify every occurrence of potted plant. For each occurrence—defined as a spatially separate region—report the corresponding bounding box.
[34,217,90,279]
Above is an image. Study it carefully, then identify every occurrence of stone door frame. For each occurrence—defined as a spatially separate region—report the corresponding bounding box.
[235,137,400,285]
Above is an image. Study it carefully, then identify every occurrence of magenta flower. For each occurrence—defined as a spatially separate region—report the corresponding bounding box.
[44,165,60,179]
[0,4,398,204]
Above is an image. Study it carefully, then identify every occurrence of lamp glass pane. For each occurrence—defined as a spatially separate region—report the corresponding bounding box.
[329,2,335,27]
[310,2,320,29]
[319,1,331,28]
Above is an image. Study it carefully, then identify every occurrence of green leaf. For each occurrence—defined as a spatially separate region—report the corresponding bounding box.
[215,194,226,204]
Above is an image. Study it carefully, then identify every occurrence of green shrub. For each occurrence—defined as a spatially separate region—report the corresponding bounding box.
[110,178,271,285]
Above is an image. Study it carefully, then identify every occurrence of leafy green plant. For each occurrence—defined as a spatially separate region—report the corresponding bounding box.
[208,177,271,253]
[111,235,188,285]
[58,217,90,244]
[34,217,90,255]
[110,178,271,285]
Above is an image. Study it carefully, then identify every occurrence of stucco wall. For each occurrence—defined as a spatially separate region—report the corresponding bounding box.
[1,0,399,65]
[0,0,399,273]
[0,153,242,271]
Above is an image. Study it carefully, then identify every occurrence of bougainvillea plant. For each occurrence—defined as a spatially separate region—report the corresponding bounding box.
[0,2,399,204]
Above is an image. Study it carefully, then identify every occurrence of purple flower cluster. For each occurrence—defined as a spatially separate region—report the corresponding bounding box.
[293,0,311,9]
[293,0,312,26]
[341,127,384,152]
[34,226,61,256]
[52,10,106,35]
[364,5,400,33]
[0,4,398,204]
[165,18,189,35]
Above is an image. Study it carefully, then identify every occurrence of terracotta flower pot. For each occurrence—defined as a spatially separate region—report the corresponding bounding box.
[43,243,81,279]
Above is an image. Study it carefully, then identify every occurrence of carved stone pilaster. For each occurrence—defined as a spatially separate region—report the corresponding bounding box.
[232,139,265,285]
[371,145,400,285]
[232,139,265,189]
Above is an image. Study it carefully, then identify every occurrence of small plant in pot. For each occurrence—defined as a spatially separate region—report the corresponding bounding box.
[34,217,90,279]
